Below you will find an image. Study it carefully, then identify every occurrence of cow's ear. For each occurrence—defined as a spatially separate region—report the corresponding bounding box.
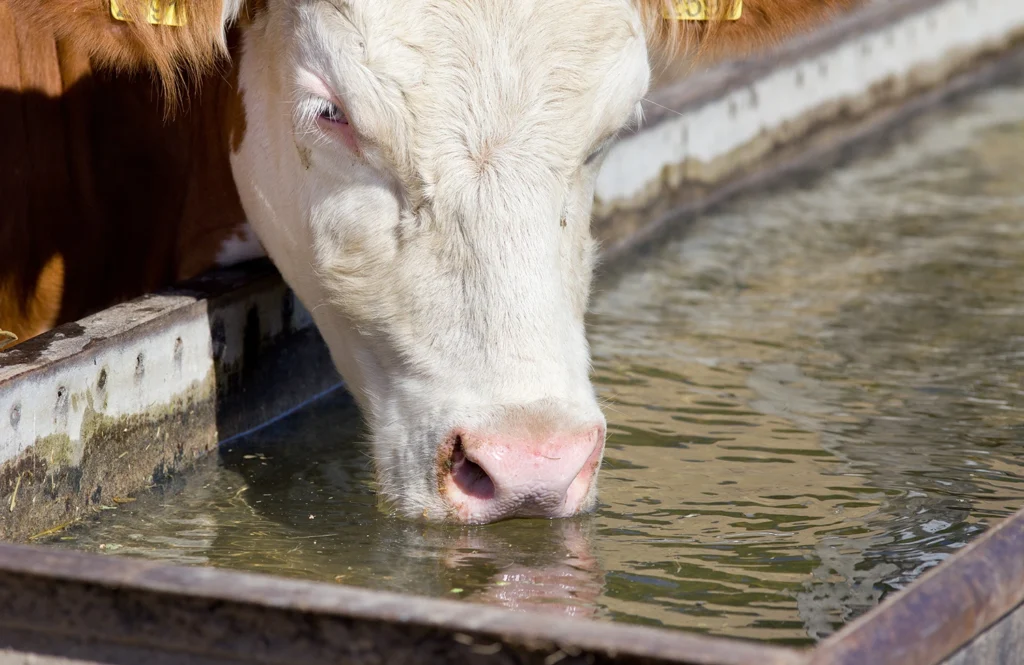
[637,0,860,64]
[5,0,250,104]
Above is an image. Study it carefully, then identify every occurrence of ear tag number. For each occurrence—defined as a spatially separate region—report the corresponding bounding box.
[110,0,186,26]
[663,0,743,21]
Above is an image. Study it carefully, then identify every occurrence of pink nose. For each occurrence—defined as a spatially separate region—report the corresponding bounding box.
[438,424,605,524]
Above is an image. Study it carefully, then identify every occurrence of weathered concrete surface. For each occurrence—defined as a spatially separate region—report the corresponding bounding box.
[0,262,339,542]
[594,0,1024,260]
[0,649,106,665]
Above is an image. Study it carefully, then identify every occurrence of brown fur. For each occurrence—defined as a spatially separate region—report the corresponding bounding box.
[639,0,863,65]
[5,0,230,105]
[0,0,247,342]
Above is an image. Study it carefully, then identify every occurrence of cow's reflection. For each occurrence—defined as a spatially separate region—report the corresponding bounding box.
[432,519,604,618]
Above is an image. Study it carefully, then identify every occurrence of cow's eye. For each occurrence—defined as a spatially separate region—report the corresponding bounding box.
[312,97,360,154]
[318,101,348,125]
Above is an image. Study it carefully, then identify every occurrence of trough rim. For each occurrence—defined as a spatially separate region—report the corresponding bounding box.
[642,0,942,124]
[0,539,806,665]
[0,505,1020,664]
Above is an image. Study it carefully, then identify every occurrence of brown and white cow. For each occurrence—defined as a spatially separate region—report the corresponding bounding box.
[1,0,853,523]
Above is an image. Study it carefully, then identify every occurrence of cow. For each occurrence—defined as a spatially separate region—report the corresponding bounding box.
[1,0,853,523]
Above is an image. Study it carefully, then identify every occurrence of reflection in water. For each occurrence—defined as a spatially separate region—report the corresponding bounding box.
[59,396,607,620]
[53,81,1024,644]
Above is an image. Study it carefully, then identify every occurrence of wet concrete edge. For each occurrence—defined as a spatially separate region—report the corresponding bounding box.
[0,260,340,541]
[596,40,1024,284]
[593,0,1024,267]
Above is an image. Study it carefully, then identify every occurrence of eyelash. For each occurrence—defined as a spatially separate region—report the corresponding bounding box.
[302,96,360,154]
[318,100,348,125]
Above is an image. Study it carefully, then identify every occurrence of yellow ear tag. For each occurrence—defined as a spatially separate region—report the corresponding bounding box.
[663,0,743,21]
[110,0,186,27]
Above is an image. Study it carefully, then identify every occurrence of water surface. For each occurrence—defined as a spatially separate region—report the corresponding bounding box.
[53,81,1024,644]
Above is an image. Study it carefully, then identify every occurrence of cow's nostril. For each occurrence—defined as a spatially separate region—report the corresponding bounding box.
[449,438,495,500]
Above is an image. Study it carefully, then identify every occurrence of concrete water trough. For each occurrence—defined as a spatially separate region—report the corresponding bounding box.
[2,0,1023,662]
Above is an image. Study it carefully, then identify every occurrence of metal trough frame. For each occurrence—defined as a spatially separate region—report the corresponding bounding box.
[2,0,1023,662]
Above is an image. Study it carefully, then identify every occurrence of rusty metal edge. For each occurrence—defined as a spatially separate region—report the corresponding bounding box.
[941,600,1024,665]
[0,541,807,665]
[810,507,1024,665]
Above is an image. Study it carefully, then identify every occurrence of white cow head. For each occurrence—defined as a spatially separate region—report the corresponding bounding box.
[230,0,656,524]
[224,0,849,522]
[10,0,848,523]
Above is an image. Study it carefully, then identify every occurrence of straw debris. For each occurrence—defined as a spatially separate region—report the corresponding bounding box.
[0,329,17,350]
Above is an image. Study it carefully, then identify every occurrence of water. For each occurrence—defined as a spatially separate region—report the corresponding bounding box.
[51,81,1024,644]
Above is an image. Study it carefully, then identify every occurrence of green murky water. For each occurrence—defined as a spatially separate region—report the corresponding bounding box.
[53,81,1024,644]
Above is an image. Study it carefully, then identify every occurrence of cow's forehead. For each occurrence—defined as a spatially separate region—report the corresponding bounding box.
[410,1,645,102]
[300,0,649,186]
[405,0,643,65]
[302,1,645,80]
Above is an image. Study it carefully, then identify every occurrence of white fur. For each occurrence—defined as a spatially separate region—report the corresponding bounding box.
[221,0,246,33]
[214,223,266,267]
[230,0,652,520]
